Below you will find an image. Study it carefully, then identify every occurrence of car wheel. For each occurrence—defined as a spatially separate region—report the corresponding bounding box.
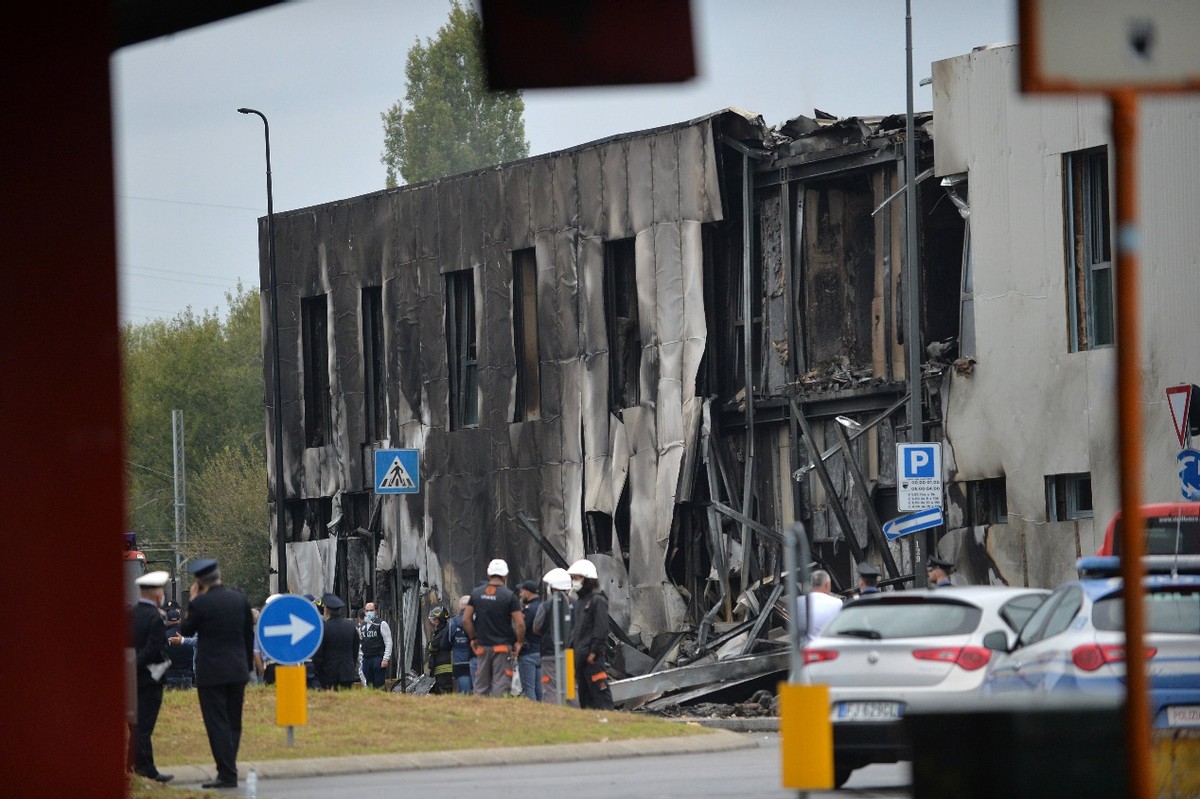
[834,762,855,789]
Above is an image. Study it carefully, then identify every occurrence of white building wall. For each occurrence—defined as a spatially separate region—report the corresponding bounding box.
[932,45,1200,587]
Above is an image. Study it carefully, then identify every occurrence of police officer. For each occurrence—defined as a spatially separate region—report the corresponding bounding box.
[358,601,392,689]
[314,594,359,689]
[463,559,524,697]
[568,558,614,710]
[129,570,172,782]
[857,562,882,595]
[180,558,254,790]
[927,556,955,588]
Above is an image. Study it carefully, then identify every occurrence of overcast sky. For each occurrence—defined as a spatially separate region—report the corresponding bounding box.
[111,0,1013,324]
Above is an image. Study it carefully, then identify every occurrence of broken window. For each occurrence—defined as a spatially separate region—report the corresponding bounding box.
[1046,472,1093,521]
[963,477,1008,526]
[511,248,541,422]
[732,207,763,392]
[445,268,478,430]
[362,286,386,443]
[604,238,641,411]
[301,294,331,448]
[1064,147,1114,351]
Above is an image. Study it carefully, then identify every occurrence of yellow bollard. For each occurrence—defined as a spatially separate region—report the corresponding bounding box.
[275,664,307,727]
[564,648,576,701]
[779,682,833,790]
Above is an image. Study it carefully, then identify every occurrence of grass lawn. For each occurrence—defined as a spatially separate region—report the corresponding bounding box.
[153,684,708,767]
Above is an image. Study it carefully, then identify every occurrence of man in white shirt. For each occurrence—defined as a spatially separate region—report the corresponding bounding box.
[797,569,843,644]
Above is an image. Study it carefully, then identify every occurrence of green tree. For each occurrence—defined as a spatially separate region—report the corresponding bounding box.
[123,285,265,585]
[189,442,270,604]
[380,1,529,187]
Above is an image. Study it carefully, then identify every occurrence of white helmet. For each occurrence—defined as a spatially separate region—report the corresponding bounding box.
[543,567,572,592]
[567,558,598,580]
[486,558,509,577]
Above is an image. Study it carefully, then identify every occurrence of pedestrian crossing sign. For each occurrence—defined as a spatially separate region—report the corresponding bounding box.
[374,448,420,494]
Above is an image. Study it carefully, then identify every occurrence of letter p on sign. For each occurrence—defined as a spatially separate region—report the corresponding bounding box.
[905,446,935,478]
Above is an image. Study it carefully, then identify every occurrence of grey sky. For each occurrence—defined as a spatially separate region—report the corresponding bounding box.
[112,0,1013,324]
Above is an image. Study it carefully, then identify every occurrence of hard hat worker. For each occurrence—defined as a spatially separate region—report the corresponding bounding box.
[567,558,615,710]
[532,567,573,704]
[129,570,173,783]
[462,558,525,696]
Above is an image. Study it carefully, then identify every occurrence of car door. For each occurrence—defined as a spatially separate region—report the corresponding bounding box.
[1000,586,1085,692]
[987,586,1078,692]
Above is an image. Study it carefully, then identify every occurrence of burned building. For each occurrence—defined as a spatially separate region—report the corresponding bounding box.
[258,106,965,673]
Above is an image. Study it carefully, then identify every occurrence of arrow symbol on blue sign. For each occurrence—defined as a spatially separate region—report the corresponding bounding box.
[883,507,944,541]
[263,613,317,645]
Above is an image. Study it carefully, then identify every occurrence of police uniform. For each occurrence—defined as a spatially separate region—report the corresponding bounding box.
[857,562,882,595]
[180,559,254,789]
[358,612,392,689]
[928,555,955,588]
[129,570,172,782]
[313,594,359,689]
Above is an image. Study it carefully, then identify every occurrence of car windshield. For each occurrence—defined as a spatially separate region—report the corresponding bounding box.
[1093,589,1200,634]
[822,599,982,639]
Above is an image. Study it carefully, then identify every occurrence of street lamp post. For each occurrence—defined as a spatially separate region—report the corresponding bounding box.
[238,107,288,595]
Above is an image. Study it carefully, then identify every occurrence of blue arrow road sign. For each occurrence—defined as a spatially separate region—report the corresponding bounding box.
[1180,448,1200,501]
[257,595,324,665]
[883,507,944,541]
[374,448,420,494]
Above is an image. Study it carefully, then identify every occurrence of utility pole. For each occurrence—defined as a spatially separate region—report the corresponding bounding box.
[171,409,186,602]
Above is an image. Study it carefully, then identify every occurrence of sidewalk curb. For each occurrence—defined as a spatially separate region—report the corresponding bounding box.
[680,716,780,732]
[172,727,756,785]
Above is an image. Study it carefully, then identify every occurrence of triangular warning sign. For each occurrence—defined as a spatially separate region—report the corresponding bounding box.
[379,456,416,490]
[1167,385,1193,448]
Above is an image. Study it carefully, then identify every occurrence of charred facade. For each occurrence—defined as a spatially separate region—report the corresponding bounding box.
[258,107,964,673]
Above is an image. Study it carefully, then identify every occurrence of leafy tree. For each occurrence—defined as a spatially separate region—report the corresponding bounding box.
[381,1,529,187]
[189,442,270,604]
[123,285,265,587]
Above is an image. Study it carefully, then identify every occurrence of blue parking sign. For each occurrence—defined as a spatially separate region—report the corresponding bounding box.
[897,443,943,511]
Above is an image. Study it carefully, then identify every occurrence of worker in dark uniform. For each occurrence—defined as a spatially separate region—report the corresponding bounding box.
[517,580,543,701]
[463,558,525,697]
[129,570,172,783]
[533,568,573,705]
[568,558,614,710]
[426,606,454,693]
[313,594,359,689]
[358,601,392,689]
[857,562,882,595]
[180,558,254,791]
[927,555,955,588]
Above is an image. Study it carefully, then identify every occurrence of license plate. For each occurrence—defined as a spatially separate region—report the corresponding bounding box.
[1167,706,1200,728]
[834,701,903,721]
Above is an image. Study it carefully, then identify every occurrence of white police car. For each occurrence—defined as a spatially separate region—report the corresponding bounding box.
[982,556,1200,729]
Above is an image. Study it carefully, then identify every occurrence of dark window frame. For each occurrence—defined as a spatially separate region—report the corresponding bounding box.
[964,476,1008,526]
[1064,147,1114,351]
[511,248,541,422]
[301,294,332,448]
[362,286,387,443]
[1046,472,1094,521]
[445,269,478,430]
[604,237,642,412]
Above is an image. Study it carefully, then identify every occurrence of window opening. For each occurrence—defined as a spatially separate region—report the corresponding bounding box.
[445,269,478,430]
[604,238,641,411]
[1046,473,1093,521]
[511,248,541,422]
[362,287,386,443]
[301,294,331,448]
[1065,147,1114,351]
[964,476,1008,526]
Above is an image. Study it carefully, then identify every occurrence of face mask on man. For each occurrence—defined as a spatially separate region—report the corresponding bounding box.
[364,611,376,622]
[571,578,584,591]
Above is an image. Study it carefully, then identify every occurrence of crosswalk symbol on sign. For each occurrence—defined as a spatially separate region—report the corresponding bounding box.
[380,457,415,490]
[374,449,420,494]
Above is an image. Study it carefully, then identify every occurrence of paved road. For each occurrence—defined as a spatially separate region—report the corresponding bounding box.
[247,734,911,799]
